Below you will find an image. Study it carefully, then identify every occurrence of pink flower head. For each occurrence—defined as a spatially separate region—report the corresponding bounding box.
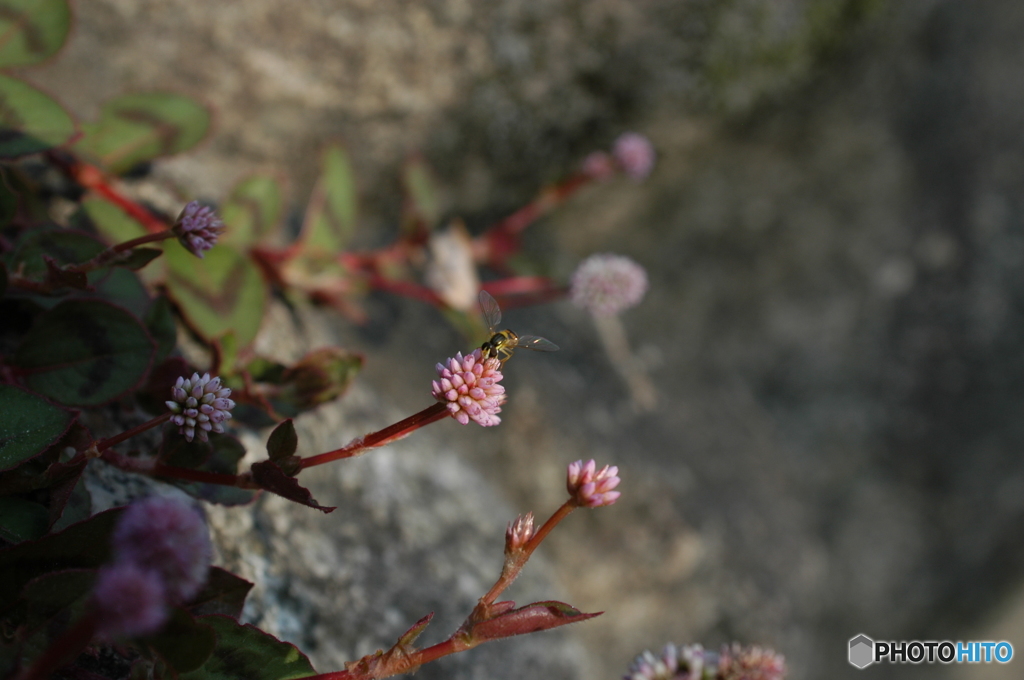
[432,349,506,427]
[570,253,648,316]
[582,151,616,181]
[112,496,212,603]
[718,643,786,680]
[613,132,656,181]
[505,512,535,554]
[625,644,707,680]
[566,459,621,508]
[173,200,225,258]
[166,372,235,443]
[93,562,169,638]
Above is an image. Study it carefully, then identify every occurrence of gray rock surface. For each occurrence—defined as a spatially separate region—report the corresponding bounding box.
[24,0,1024,678]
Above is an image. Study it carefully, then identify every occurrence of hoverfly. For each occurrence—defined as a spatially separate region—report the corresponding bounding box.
[478,290,559,363]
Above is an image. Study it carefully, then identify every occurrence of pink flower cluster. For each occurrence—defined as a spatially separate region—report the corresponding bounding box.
[166,372,235,443]
[432,349,506,426]
[566,459,621,508]
[581,132,656,182]
[570,253,649,316]
[173,200,225,258]
[92,497,212,638]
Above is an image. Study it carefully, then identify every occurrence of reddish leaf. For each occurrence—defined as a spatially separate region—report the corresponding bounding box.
[186,567,253,618]
[469,601,601,641]
[250,460,334,513]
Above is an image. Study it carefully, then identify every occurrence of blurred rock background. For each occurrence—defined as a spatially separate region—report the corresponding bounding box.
[22,0,1024,678]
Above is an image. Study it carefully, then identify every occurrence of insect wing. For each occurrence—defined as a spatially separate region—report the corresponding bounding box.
[515,335,559,352]
[478,290,503,330]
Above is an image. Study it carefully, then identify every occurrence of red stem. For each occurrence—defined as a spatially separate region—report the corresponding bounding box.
[308,636,474,680]
[479,501,575,606]
[299,402,449,469]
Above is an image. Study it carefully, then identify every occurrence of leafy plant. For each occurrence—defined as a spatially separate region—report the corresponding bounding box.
[0,1,785,679]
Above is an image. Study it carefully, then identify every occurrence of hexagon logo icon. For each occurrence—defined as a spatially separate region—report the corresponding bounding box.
[849,634,874,669]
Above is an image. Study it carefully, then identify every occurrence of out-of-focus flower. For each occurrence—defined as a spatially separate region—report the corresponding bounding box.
[613,132,656,181]
[92,562,169,638]
[432,349,506,427]
[717,644,786,680]
[582,151,616,181]
[566,459,621,508]
[112,496,212,602]
[505,512,535,554]
[166,372,235,443]
[570,253,648,316]
[172,201,225,258]
[624,643,785,680]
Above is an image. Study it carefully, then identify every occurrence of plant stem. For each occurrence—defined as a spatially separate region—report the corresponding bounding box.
[479,501,575,606]
[299,402,449,469]
[66,230,174,274]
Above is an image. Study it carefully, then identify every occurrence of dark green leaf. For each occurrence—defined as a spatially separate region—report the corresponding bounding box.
[9,228,105,283]
[0,75,75,157]
[220,174,285,248]
[164,239,267,347]
[0,496,49,543]
[74,92,210,174]
[187,567,253,619]
[0,507,121,605]
[145,607,217,674]
[0,384,73,472]
[145,295,178,362]
[298,145,357,255]
[266,420,297,462]
[20,568,95,632]
[91,265,152,318]
[0,167,18,229]
[180,615,316,680]
[14,299,156,406]
[0,0,72,68]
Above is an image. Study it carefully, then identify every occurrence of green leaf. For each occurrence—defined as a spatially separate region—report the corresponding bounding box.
[299,145,357,255]
[81,197,149,244]
[74,92,210,174]
[180,615,316,680]
[20,568,94,632]
[0,0,71,68]
[220,174,285,248]
[145,607,217,674]
[14,299,156,406]
[0,507,121,605]
[187,567,253,619]
[164,239,267,347]
[0,384,73,472]
[400,155,441,233]
[0,75,74,158]
[0,496,49,543]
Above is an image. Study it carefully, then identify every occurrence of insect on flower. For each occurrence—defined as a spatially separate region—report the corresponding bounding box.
[478,290,559,364]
